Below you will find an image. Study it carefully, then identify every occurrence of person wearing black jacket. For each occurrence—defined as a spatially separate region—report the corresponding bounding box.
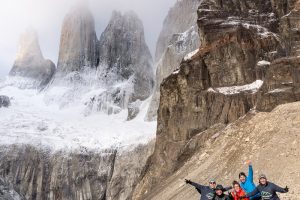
[241,174,288,200]
[213,185,231,200]
[185,179,232,200]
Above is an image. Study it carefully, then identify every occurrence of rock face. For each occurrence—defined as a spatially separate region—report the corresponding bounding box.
[9,28,56,87]
[56,5,98,74]
[154,0,200,62]
[0,142,154,200]
[0,177,24,200]
[146,0,200,120]
[0,96,10,108]
[134,0,300,199]
[98,11,154,102]
[106,141,155,200]
[257,57,300,111]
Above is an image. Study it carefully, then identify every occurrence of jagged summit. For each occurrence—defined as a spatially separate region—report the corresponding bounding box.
[56,4,98,74]
[9,28,56,87]
[98,10,154,101]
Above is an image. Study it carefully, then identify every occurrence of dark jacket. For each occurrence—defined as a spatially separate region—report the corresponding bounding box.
[190,182,232,200]
[213,194,231,200]
[190,182,215,200]
[245,182,287,200]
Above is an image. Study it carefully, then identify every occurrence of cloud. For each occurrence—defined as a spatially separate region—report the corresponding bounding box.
[0,0,176,78]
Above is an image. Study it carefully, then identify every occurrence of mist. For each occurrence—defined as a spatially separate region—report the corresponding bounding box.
[0,0,176,78]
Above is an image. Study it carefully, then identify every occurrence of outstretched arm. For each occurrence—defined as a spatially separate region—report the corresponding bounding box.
[185,179,205,191]
[247,160,254,183]
[224,186,233,191]
[272,183,288,193]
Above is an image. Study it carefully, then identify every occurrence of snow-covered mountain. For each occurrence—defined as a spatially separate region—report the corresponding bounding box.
[0,6,156,200]
[48,8,154,120]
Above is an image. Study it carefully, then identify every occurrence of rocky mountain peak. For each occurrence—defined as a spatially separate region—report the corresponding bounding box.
[56,4,98,74]
[14,28,43,63]
[98,10,154,101]
[9,28,56,87]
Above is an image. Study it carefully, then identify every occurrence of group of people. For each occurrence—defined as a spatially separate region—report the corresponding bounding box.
[185,161,289,200]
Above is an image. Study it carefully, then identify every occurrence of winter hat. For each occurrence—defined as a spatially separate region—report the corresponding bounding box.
[239,172,246,178]
[215,185,225,191]
[259,174,267,179]
[209,179,216,183]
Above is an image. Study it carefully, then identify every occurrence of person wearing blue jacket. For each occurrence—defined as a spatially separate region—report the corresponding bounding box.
[239,160,260,200]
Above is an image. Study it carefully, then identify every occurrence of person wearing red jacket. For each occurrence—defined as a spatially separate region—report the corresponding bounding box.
[229,181,249,200]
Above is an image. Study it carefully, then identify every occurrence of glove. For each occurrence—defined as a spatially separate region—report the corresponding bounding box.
[185,179,192,184]
[284,186,289,192]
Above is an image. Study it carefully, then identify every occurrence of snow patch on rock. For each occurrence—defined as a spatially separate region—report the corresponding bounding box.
[208,80,264,95]
[184,49,199,61]
[257,60,271,66]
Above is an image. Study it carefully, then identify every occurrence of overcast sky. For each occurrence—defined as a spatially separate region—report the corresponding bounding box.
[0,0,176,78]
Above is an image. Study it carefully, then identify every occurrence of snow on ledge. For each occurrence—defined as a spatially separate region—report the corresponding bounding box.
[184,49,199,61]
[208,80,264,95]
[257,60,271,66]
[172,69,180,75]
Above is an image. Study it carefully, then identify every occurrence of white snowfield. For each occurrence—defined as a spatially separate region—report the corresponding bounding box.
[208,80,264,95]
[0,77,156,152]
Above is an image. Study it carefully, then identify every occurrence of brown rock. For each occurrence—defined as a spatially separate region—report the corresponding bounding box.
[257,57,300,111]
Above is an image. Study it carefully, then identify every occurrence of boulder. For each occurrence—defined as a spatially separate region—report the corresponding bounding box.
[0,96,10,108]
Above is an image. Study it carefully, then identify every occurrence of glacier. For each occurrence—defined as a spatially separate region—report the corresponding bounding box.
[0,76,156,152]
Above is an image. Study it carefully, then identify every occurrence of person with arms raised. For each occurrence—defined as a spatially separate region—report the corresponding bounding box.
[241,174,288,200]
[239,160,260,200]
